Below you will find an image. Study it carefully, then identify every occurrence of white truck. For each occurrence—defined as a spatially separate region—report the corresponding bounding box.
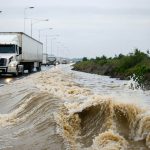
[48,56,56,66]
[0,32,43,76]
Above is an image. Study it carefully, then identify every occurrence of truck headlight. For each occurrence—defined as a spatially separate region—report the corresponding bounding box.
[9,61,17,67]
[10,63,16,67]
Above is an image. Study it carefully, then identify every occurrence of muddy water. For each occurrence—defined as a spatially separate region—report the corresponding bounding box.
[0,65,149,150]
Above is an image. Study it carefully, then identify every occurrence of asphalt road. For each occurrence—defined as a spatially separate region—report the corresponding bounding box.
[0,65,53,87]
[0,71,36,87]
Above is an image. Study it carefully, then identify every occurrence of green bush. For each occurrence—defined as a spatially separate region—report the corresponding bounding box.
[73,49,150,89]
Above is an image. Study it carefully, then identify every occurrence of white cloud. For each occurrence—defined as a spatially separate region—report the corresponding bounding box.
[0,0,150,58]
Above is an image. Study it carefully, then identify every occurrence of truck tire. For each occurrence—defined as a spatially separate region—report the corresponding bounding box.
[13,66,19,77]
[19,68,24,75]
[36,63,41,71]
[18,65,24,75]
[28,64,34,73]
[13,70,18,77]
[28,67,33,73]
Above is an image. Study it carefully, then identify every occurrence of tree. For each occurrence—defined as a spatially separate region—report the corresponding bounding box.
[82,57,88,61]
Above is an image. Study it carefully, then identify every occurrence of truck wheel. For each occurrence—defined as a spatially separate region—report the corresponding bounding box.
[36,67,41,71]
[28,68,32,73]
[19,69,24,75]
[28,65,34,73]
[36,63,41,71]
[13,71,18,77]
[18,65,24,76]
[13,66,19,77]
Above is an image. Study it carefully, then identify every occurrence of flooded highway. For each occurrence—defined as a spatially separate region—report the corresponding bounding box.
[0,66,53,87]
[0,73,28,87]
[0,75,25,87]
[0,65,150,150]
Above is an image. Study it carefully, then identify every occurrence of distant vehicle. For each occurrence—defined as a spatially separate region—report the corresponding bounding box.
[47,56,56,66]
[61,59,68,64]
[0,32,43,76]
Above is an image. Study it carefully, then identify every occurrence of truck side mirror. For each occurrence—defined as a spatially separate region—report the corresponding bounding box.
[19,47,22,54]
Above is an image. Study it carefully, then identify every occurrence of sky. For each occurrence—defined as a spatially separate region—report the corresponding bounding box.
[0,0,150,58]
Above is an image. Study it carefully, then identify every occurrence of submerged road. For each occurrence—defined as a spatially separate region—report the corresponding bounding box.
[0,73,30,86]
[0,65,53,86]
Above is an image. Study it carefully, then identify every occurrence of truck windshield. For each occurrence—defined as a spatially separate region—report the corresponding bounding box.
[0,45,16,53]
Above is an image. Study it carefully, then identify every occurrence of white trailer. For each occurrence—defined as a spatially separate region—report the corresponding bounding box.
[0,32,43,76]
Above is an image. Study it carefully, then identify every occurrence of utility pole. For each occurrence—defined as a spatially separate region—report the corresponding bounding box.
[24,7,34,33]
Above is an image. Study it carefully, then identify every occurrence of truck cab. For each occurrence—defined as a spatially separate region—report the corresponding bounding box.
[0,44,23,76]
[0,32,43,76]
[47,56,56,66]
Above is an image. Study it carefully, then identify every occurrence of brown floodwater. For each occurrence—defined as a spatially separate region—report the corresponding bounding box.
[0,65,149,150]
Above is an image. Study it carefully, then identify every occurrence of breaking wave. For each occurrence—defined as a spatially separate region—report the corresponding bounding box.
[0,91,67,150]
[58,97,150,150]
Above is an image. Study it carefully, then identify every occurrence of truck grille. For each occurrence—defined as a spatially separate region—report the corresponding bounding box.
[0,58,7,66]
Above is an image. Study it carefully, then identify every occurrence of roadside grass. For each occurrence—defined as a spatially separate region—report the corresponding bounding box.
[73,49,150,89]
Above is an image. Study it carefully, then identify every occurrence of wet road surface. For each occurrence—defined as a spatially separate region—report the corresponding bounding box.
[0,66,53,86]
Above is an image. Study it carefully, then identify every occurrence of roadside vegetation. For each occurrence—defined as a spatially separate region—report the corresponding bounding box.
[73,49,150,90]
